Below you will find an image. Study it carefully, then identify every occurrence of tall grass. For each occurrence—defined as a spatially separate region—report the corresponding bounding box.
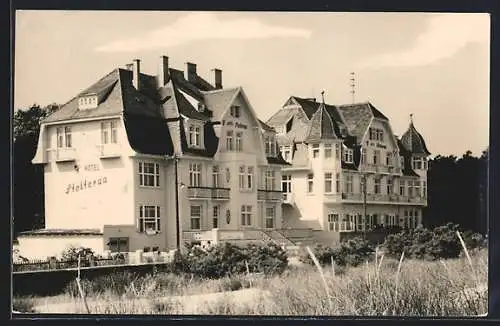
[14,249,487,316]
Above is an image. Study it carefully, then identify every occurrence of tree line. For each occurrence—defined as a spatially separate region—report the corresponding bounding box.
[12,104,489,236]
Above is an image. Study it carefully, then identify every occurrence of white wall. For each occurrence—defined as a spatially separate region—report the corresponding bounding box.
[17,235,104,260]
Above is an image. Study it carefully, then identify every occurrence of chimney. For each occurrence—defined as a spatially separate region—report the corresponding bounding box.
[185,62,197,82]
[132,59,141,90]
[157,55,169,87]
[211,68,223,89]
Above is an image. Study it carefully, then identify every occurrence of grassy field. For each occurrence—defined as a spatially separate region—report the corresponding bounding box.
[13,248,487,316]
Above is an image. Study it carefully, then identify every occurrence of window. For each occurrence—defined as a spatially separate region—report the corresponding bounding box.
[357,214,364,231]
[56,127,64,148]
[188,125,201,147]
[413,157,423,170]
[423,157,428,170]
[404,210,409,229]
[307,173,314,193]
[190,205,201,230]
[265,170,276,190]
[408,180,414,197]
[226,131,234,151]
[328,213,339,231]
[63,126,72,148]
[415,180,421,197]
[374,178,381,194]
[212,205,219,228]
[378,129,384,141]
[400,156,405,168]
[230,105,241,118]
[386,152,392,166]
[335,173,341,193]
[139,162,160,187]
[312,144,320,158]
[344,174,353,193]
[247,167,253,190]
[241,205,252,226]
[414,210,420,228]
[101,122,109,144]
[212,166,220,187]
[189,163,202,187]
[361,148,366,164]
[235,132,243,151]
[369,128,384,141]
[108,237,129,253]
[110,121,117,143]
[282,145,291,161]
[399,180,405,196]
[422,181,427,198]
[282,175,292,193]
[239,166,245,189]
[344,148,353,163]
[373,150,380,165]
[265,136,276,156]
[324,173,332,193]
[138,205,161,233]
[324,143,332,158]
[387,178,393,195]
[265,206,275,229]
[335,143,340,159]
[344,214,354,231]
[101,121,117,144]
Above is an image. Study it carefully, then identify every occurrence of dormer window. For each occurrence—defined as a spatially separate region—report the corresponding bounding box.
[188,124,202,148]
[265,136,275,156]
[230,105,241,118]
[344,148,354,163]
[78,95,98,110]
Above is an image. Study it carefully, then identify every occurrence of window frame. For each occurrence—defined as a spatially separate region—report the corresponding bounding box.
[139,162,160,188]
[138,205,161,233]
[265,206,275,229]
[307,173,314,193]
[324,143,332,158]
[235,132,243,152]
[189,163,202,187]
[241,205,252,226]
[226,130,234,151]
[324,173,333,194]
[190,205,202,230]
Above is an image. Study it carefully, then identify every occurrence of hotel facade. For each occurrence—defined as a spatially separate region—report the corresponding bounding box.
[20,56,290,259]
[266,95,430,244]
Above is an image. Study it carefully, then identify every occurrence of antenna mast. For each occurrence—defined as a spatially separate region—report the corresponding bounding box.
[350,72,356,104]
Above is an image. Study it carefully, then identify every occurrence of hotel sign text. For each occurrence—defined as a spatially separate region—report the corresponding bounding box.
[65,176,108,194]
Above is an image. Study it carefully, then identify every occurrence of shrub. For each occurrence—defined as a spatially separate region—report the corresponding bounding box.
[299,237,374,267]
[179,242,288,279]
[60,246,96,266]
[382,223,485,261]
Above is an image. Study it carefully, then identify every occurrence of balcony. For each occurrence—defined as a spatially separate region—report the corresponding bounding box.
[187,187,230,200]
[334,192,426,205]
[97,143,122,159]
[360,164,402,174]
[257,189,282,201]
[282,192,294,205]
[53,148,77,162]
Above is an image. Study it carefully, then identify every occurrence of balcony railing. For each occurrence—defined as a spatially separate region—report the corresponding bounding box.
[257,189,282,201]
[187,187,230,200]
[53,147,77,162]
[97,143,122,158]
[360,164,402,174]
[338,192,426,204]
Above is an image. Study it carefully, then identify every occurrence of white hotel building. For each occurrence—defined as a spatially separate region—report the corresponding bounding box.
[18,56,290,259]
[266,95,430,244]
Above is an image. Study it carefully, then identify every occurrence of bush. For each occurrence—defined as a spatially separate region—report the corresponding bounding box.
[299,237,374,267]
[178,242,288,279]
[60,246,96,265]
[382,223,485,261]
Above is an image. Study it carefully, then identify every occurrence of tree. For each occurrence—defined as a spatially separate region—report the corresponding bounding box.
[13,103,58,235]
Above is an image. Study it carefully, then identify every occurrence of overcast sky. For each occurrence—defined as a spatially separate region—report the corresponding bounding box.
[14,11,490,157]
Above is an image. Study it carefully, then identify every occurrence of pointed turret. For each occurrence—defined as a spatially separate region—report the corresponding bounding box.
[304,91,339,143]
[401,114,431,156]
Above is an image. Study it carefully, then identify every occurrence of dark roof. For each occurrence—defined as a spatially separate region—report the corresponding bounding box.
[18,229,103,236]
[400,121,431,156]
[179,119,219,157]
[396,138,420,177]
[369,103,389,120]
[336,102,374,144]
[123,111,174,156]
[293,96,321,119]
[304,102,340,143]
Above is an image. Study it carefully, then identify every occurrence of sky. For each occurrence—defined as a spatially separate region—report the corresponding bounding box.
[14,11,490,157]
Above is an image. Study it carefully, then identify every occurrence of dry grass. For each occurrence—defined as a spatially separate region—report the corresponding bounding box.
[13,249,487,316]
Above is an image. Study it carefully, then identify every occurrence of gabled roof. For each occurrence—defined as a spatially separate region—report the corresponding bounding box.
[202,87,240,120]
[258,119,275,132]
[336,102,374,144]
[400,120,431,156]
[304,102,340,143]
[266,107,297,127]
